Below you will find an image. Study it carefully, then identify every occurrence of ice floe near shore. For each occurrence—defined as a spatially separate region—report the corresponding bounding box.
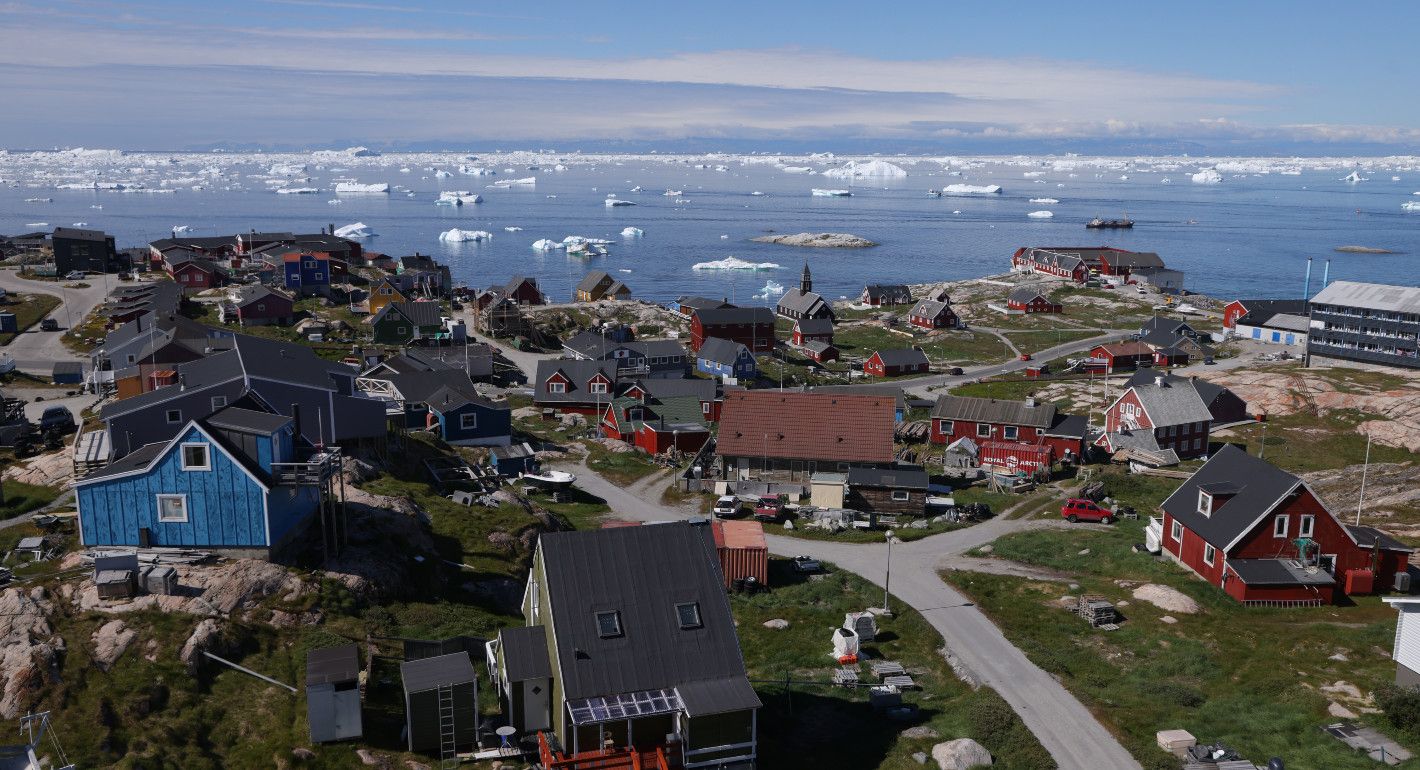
[621,227,644,238]
[439,228,492,242]
[334,182,389,193]
[754,281,785,300]
[1029,197,1059,204]
[821,160,908,179]
[1191,169,1223,184]
[334,222,376,239]
[940,184,1002,195]
[692,257,780,271]
[1403,201,1420,212]
[1027,210,1054,219]
[811,188,852,197]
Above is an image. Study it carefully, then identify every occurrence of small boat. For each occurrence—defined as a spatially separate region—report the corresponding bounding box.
[1086,216,1134,229]
[520,470,577,490]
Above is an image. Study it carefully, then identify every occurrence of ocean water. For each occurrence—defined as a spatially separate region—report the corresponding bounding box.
[3,154,1418,305]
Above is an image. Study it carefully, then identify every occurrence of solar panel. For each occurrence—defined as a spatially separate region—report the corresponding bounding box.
[568,689,683,725]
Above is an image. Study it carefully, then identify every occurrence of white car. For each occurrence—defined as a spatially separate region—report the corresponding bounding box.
[713,496,742,518]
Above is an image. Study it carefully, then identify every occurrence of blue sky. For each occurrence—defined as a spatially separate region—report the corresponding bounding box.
[2,0,1417,151]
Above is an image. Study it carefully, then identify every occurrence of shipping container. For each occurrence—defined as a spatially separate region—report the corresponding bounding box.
[979,441,1054,474]
[712,519,769,588]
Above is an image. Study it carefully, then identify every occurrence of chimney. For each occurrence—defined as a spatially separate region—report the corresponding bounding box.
[329,223,335,237]
[1025,396,1036,408]
[178,373,186,391]
[1154,375,1165,388]
[290,403,302,440]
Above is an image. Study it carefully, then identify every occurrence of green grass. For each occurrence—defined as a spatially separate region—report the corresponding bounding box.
[0,292,62,345]
[585,442,661,486]
[950,377,1065,404]
[999,328,1103,354]
[1219,409,1414,473]
[742,559,1053,769]
[0,480,62,520]
[834,323,1009,365]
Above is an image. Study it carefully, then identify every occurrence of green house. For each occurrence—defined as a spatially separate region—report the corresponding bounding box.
[372,301,445,345]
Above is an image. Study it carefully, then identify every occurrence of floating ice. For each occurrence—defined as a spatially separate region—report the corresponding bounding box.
[940,184,1002,195]
[334,182,389,193]
[532,239,557,250]
[1027,210,1054,219]
[750,191,765,196]
[491,176,536,188]
[605,198,636,207]
[334,222,376,239]
[25,222,48,227]
[1191,169,1223,184]
[504,226,523,232]
[437,191,482,205]
[172,225,192,233]
[71,222,87,227]
[275,187,319,194]
[459,165,494,175]
[24,197,51,203]
[821,160,908,179]
[621,227,644,238]
[692,256,780,271]
[780,166,814,174]
[811,188,852,197]
[1029,197,1059,204]
[753,281,786,300]
[434,169,452,178]
[439,228,492,242]
[1161,178,1172,184]
[1403,201,1420,212]
[1341,170,1367,183]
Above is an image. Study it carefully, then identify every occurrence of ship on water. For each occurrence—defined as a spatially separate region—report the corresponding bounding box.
[1086,215,1134,229]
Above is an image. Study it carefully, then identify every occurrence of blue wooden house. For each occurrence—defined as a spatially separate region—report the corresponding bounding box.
[75,406,326,556]
[695,336,757,382]
[282,252,331,296]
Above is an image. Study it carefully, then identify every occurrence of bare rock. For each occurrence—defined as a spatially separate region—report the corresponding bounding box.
[404,762,430,770]
[90,619,136,672]
[931,738,993,769]
[913,752,930,765]
[1329,652,1349,662]
[1159,615,1178,625]
[1132,584,1201,615]
[762,619,790,630]
[179,618,223,674]
[0,587,62,719]
[978,544,993,555]
[1328,701,1359,719]
[357,748,387,767]
[901,725,939,740]
[1077,548,1090,556]
[1,449,73,487]
[292,747,316,760]
[750,232,878,248]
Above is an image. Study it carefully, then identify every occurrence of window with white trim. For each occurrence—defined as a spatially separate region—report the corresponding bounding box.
[891,490,910,502]
[1299,514,1315,538]
[1003,426,1019,440]
[1193,438,1202,450]
[181,443,210,471]
[1203,543,1216,566]
[1171,519,1183,542]
[166,409,182,424]
[548,381,566,393]
[1197,491,1212,516]
[976,423,992,438]
[1273,515,1288,537]
[459,413,478,430]
[156,494,188,523]
[589,381,608,394]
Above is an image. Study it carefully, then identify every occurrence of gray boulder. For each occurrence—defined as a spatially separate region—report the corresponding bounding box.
[932,738,993,770]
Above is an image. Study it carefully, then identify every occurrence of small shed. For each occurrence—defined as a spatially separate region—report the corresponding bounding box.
[490,442,538,477]
[93,553,139,600]
[0,312,16,333]
[52,361,83,385]
[711,519,769,588]
[307,644,363,744]
[400,652,479,754]
[810,472,847,509]
[844,611,878,642]
[943,437,979,469]
[494,626,553,735]
[140,565,178,595]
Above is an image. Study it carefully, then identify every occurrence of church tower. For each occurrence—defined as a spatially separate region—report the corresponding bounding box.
[800,261,813,294]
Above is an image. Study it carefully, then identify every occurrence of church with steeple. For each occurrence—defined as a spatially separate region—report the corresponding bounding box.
[775,261,836,322]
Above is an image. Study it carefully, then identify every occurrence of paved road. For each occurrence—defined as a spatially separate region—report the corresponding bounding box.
[0,269,113,375]
[557,461,1141,769]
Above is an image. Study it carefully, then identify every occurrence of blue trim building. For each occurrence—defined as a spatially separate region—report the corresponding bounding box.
[75,407,321,556]
[694,337,757,382]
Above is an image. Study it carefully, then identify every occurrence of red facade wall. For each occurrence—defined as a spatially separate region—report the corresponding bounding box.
[1008,297,1062,313]
[691,318,775,352]
[909,310,955,330]
[931,418,1042,446]
[171,264,213,291]
[864,354,928,377]
[1104,390,1150,434]
[1222,301,1248,329]
[1161,512,1228,587]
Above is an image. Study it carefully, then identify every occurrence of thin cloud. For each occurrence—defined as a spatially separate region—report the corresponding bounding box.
[258,0,539,20]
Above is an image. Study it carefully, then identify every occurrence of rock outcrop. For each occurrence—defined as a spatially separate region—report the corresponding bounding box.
[931,738,993,769]
[751,232,878,248]
[90,619,136,672]
[0,587,63,719]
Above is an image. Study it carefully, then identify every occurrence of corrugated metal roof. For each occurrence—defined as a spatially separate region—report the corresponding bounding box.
[400,652,476,694]
[1311,280,1420,314]
[716,391,896,464]
[931,395,1056,428]
[1129,377,1214,426]
[1160,445,1300,548]
[307,644,359,686]
[1228,559,1335,586]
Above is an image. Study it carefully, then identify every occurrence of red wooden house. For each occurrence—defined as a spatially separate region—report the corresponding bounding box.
[791,317,834,346]
[1089,341,1154,372]
[167,255,223,293]
[864,348,928,377]
[1097,374,1215,461]
[1097,249,1164,278]
[907,299,957,330]
[1006,286,1062,313]
[500,276,546,305]
[1010,248,1089,282]
[930,394,1087,461]
[531,359,619,415]
[689,306,775,352]
[1160,446,1412,606]
[802,340,839,363]
[1222,298,1310,329]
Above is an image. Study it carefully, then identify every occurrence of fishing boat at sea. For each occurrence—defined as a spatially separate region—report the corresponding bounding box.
[1086,216,1134,229]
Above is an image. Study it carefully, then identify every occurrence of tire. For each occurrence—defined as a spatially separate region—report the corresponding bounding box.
[1067,514,1079,523]
[1101,516,1113,525]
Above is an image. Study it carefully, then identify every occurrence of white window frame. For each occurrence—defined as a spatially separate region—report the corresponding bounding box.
[1299,514,1315,538]
[1003,426,1019,441]
[211,396,227,410]
[1170,519,1183,542]
[976,423,992,438]
[548,381,566,394]
[939,420,953,435]
[1193,437,1202,450]
[1273,515,1288,538]
[459,413,478,430]
[166,409,182,424]
[180,443,211,471]
[891,490,910,502]
[589,381,609,394]
[156,494,189,523]
[1197,491,1212,516]
[1203,543,1216,566]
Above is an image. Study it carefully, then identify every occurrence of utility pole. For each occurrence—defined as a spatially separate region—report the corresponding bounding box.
[882,530,895,615]
[1258,421,1268,460]
[1356,431,1372,526]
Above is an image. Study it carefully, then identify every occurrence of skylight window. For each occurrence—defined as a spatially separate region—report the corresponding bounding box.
[595,610,623,638]
[676,602,702,630]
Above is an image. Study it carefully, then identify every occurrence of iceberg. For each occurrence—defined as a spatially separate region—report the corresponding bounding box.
[821,160,908,179]
[71,222,87,227]
[621,227,644,238]
[753,281,786,300]
[779,166,814,174]
[275,187,319,194]
[440,228,492,243]
[334,182,389,193]
[605,198,636,207]
[1403,202,1420,212]
[459,165,494,175]
[663,189,683,196]
[1191,169,1223,184]
[940,184,1002,195]
[437,191,482,205]
[172,225,192,233]
[1027,210,1054,219]
[24,197,52,203]
[504,226,523,232]
[532,239,558,250]
[25,222,48,227]
[1341,170,1367,183]
[1029,197,1059,204]
[750,191,765,196]
[491,176,536,188]
[334,222,376,239]
[692,256,780,271]
[434,169,452,178]
[811,188,852,197]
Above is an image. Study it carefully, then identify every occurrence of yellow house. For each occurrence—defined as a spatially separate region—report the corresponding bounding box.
[369,277,407,315]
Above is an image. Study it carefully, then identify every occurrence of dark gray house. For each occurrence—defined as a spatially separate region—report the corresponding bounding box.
[845,465,929,516]
[561,331,688,379]
[306,644,363,744]
[52,226,120,273]
[401,652,478,755]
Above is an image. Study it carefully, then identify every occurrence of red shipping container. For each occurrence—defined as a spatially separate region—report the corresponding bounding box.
[1344,568,1374,595]
[712,519,769,588]
[979,441,1055,473]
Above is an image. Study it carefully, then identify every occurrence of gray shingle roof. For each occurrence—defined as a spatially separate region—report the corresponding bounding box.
[931,395,1056,428]
[204,405,291,435]
[307,644,359,685]
[575,270,612,293]
[696,336,748,366]
[1007,285,1051,304]
[872,348,928,367]
[384,301,445,328]
[1160,445,1302,549]
[401,652,477,694]
[1127,375,1214,426]
[1311,280,1420,314]
[794,318,834,336]
[776,289,830,317]
[533,359,618,403]
[693,306,774,326]
[539,523,758,710]
[78,441,166,481]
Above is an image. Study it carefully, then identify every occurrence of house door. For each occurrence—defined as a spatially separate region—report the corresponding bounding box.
[791,461,804,480]
[522,677,551,732]
[1319,554,1337,575]
[1285,333,1295,345]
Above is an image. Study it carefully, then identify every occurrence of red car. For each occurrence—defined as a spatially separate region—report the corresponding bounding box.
[753,496,785,522]
[1019,353,1032,361]
[1061,498,1113,524]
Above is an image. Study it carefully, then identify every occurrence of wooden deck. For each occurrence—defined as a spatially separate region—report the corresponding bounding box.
[538,732,673,770]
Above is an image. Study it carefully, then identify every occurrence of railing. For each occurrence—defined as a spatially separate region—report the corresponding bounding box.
[536,732,672,770]
[271,447,343,485]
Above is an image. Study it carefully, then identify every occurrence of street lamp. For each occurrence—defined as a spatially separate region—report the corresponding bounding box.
[882,529,896,615]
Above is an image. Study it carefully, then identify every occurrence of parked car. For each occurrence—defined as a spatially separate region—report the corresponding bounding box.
[118,271,134,281]
[792,555,821,573]
[753,495,784,522]
[945,366,964,376]
[713,495,743,518]
[1061,498,1114,524]
[39,405,75,434]
[39,318,59,331]
[64,271,86,280]
[1018,353,1032,361]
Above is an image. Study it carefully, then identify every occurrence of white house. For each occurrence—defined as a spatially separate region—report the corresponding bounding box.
[1383,596,1420,685]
